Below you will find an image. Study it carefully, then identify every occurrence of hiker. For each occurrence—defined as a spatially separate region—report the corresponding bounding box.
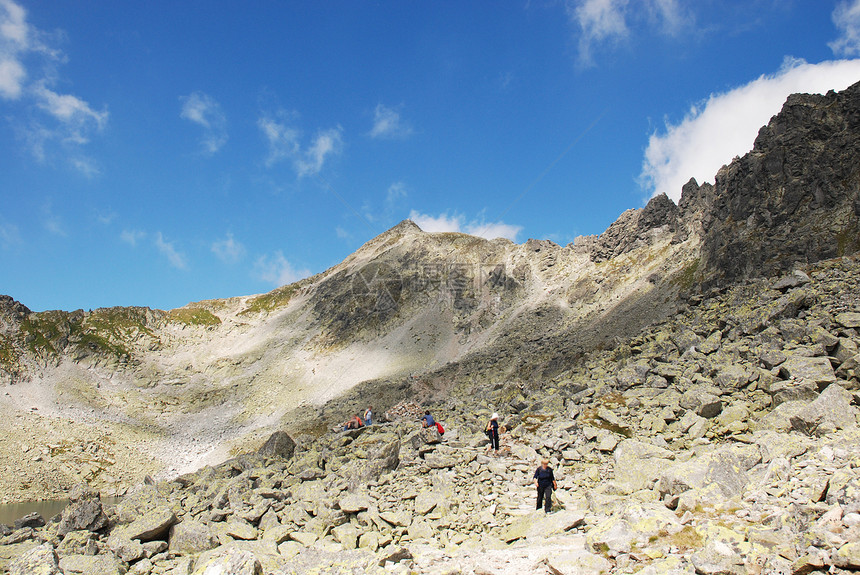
[342,414,364,431]
[364,406,373,426]
[486,413,499,453]
[533,458,557,513]
[421,410,435,428]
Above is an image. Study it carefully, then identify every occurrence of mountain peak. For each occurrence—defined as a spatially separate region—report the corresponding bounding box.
[390,219,423,234]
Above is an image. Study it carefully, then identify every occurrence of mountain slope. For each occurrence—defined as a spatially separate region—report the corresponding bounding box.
[0,81,859,503]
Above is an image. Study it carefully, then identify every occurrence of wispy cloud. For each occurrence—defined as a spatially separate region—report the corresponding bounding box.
[369,103,413,139]
[0,0,30,100]
[180,91,228,154]
[70,156,100,178]
[640,58,860,202]
[211,232,245,264]
[154,232,187,269]
[335,226,351,240]
[95,210,116,225]
[258,111,343,177]
[830,0,860,56]
[566,0,691,66]
[0,0,108,167]
[120,229,146,247]
[0,219,21,249]
[41,200,65,236]
[296,128,343,177]
[408,210,522,242]
[254,251,311,287]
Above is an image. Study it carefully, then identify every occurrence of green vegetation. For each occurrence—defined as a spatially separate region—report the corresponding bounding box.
[836,222,859,256]
[240,284,301,315]
[672,257,701,291]
[167,307,222,326]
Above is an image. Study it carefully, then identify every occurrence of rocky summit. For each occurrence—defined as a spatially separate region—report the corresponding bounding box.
[0,82,859,574]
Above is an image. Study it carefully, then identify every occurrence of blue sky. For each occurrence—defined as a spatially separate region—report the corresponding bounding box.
[2,0,860,312]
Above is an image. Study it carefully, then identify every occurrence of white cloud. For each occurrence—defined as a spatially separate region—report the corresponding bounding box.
[254,251,311,287]
[258,113,343,177]
[120,229,146,247]
[295,128,343,177]
[258,115,300,166]
[0,1,108,164]
[180,92,227,154]
[566,0,691,66]
[568,0,629,66]
[34,85,108,130]
[640,58,860,202]
[70,156,100,178]
[154,232,187,269]
[369,104,412,139]
[211,232,246,264]
[831,0,860,57]
[408,210,522,242]
[0,0,28,99]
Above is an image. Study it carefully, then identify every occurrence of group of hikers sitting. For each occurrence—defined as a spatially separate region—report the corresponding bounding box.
[342,406,373,430]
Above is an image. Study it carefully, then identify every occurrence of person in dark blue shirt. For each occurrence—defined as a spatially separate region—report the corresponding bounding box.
[533,459,557,513]
[421,411,435,428]
[486,413,500,453]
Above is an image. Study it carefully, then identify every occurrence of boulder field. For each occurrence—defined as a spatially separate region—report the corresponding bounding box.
[2,255,860,574]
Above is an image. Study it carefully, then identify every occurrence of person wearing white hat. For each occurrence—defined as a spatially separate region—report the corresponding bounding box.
[486,413,500,453]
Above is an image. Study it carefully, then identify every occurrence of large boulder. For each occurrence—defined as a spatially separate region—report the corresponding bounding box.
[119,506,177,542]
[499,509,585,543]
[57,485,109,537]
[168,519,219,556]
[257,431,296,460]
[8,543,60,575]
[790,383,857,436]
[613,440,675,492]
[658,445,760,499]
[58,554,126,575]
[779,356,837,388]
[191,547,262,575]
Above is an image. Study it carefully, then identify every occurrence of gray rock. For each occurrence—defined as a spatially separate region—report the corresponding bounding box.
[13,513,44,530]
[680,388,723,418]
[106,534,144,563]
[544,550,612,575]
[332,523,361,550]
[191,547,262,575]
[338,493,372,514]
[773,270,810,291]
[613,440,675,492]
[121,506,177,542]
[57,531,98,556]
[658,446,758,499]
[779,356,837,387]
[256,431,296,460]
[768,380,819,406]
[8,543,59,575]
[690,541,745,575]
[790,383,857,436]
[834,339,860,364]
[500,509,585,543]
[57,498,109,537]
[168,519,219,556]
[58,554,126,575]
[835,312,860,329]
[759,349,787,369]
